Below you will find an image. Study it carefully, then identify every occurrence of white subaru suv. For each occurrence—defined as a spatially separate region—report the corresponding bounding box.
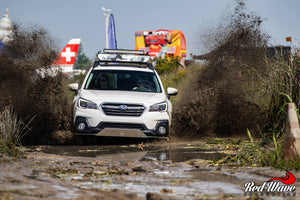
[69,49,177,138]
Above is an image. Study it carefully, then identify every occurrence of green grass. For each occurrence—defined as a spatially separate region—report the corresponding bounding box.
[208,132,300,170]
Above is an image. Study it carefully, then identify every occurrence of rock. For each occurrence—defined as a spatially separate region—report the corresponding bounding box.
[91,160,109,166]
[146,192,164,200]
[35,147,42,151]
[69,160,87,165]
[193,160,210,168]
[186,159,209,168]
[160,188,175,194]
[132,166,146,172]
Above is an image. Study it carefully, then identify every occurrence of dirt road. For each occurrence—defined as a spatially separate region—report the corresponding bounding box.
[0,139,299,200]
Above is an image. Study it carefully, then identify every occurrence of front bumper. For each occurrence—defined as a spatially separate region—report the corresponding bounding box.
[74,116,169,137]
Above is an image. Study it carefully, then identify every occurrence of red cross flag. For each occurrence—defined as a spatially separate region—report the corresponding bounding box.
[52,38,81,65]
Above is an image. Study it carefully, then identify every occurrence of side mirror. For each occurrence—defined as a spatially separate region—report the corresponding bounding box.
[68,83,79,91]
[167,87,178,99]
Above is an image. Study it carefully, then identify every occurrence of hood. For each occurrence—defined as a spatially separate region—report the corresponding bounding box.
[79,90,166,105]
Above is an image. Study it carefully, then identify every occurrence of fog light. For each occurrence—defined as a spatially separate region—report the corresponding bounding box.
[77,122,86,131]
[158,126,167,135]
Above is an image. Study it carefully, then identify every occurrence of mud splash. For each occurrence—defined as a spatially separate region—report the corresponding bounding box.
[172,0,269,137]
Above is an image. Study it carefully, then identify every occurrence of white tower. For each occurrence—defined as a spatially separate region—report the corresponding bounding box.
[0,8,12,43]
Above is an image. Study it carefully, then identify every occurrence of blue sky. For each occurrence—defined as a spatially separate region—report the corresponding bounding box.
[1,0,300,59]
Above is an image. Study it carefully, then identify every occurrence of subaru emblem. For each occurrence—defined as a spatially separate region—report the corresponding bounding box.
[119,105,128,110]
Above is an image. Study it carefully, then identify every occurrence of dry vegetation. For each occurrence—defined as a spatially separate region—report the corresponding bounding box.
[0,24,72,145]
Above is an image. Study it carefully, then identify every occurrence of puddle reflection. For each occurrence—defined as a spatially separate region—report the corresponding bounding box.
[31,145,226,163]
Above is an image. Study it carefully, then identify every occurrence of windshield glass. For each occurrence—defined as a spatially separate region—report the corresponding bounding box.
[84,70,162,93]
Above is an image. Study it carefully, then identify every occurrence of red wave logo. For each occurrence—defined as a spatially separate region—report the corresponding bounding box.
[268,171,296,185]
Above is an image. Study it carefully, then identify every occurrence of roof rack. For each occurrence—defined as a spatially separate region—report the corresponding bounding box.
[94,49,154,70]
[103,49,145,54]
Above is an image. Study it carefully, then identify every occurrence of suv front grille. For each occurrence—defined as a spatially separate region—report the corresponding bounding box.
[101,103,145,116]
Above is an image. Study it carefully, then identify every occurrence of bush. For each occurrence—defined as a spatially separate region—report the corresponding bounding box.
[0,23,72,144]
[155,56,181,75]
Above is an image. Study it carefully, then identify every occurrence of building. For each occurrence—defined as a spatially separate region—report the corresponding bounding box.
[0,9,12,43]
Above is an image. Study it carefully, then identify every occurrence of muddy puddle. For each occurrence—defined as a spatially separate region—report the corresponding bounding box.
[1,141,298,200]
[31,143,225,163]
[28,143,245,199]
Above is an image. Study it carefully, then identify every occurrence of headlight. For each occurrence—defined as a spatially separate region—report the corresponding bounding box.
[77,98,98,109]
[149,101,167,112]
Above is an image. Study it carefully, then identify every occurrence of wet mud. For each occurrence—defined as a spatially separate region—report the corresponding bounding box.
[0,139,299,200]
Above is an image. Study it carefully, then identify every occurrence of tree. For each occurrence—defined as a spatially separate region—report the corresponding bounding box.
[74,44,92,70]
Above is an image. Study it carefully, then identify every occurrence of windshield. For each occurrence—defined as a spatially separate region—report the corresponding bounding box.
[84,70,162,93]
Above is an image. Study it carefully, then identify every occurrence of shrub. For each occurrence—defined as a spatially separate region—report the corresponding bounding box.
[0,23,72,144]
[155,56,181,75]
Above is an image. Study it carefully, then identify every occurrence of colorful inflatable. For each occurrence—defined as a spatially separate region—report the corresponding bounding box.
[135,29,186,65]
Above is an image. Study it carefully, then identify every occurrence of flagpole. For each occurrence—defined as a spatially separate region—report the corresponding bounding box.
[286,36,293,67]
[102,7,111,49]
[286,36,293,95]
